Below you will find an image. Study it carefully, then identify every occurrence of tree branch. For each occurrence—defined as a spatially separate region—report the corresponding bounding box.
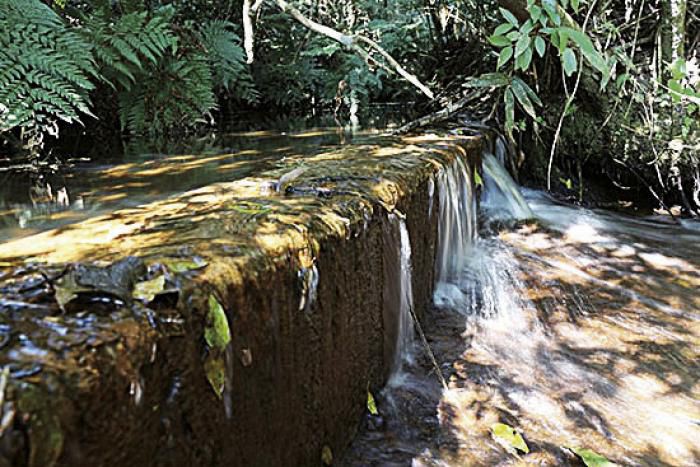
[243,0,255,63]
[272,0,434,99]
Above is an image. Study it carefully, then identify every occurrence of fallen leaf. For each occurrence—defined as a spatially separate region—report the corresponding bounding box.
[367,390,379,415]
[204,295,231,351]
[132,275,165,303]
[203,356,226,398]
[161,258,208,273]
[568,447,618,466]
[321,445,333,465]
[491,422,529,454]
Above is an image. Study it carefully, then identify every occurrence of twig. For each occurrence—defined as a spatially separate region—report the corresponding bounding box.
[547,0,599,191]
[408,304,448,391]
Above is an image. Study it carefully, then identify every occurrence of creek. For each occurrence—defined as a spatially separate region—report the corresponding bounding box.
[343,141,700,466]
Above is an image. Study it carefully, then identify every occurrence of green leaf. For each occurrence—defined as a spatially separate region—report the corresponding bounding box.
[542,0,561,25]
[562,27,609,77]
[489,35,511,47]
[491,423,529,454]
[132,275,165,303]
[571,0,581,13]
[367,391,379,415]
[504,89,515,136]
[514,35,531,57]
[511,78,539,118]
[516,47,533,71]
[500,8,520,27]
[514,76,542,106]
[494,23,514,36]
[497,46,514,70]
[205,295,231,350]
[204,355,226,398]
[568,447,619,466]
[474,171,483,187]
[535,36,546,57]
[528,5,542,22]
[562,47,577,76]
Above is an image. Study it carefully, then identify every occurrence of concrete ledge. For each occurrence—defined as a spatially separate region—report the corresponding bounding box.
[0,135,481,466]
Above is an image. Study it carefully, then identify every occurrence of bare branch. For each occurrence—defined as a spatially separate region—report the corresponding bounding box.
[273,0,434,99]
[243,0,255,63]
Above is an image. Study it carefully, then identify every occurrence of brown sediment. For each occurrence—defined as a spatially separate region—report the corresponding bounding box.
[0,134,481,466]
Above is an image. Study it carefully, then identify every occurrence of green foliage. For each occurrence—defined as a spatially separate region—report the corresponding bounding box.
[197,20,259,103]
[117,53,216,134]
[0,0,96,149]
[0,0,259,152]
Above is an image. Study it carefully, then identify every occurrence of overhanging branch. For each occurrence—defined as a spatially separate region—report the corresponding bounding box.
[257,0,435,99]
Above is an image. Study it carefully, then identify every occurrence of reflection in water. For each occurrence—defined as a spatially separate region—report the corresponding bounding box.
[344,156,700,466]
[0,128,396,242]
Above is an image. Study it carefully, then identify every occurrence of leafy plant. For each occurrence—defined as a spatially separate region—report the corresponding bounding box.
[0,0,96,151]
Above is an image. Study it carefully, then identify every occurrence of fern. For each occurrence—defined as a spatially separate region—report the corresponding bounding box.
[197,20,259,104]
[0,0,96,144]
[79,6,178,90]
[118,52,216,135]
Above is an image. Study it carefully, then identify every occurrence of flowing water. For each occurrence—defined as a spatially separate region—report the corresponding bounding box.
[343,153,700,466]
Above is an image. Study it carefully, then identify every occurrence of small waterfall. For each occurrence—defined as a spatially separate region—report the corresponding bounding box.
[435,155,477,284]
[393,217,415,375]
[481,151,534,220]
[383,214,415,379]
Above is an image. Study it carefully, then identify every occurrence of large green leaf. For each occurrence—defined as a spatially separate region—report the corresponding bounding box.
[562,47,577,76]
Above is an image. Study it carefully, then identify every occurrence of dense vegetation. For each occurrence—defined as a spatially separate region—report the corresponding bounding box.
[0,0,698,213]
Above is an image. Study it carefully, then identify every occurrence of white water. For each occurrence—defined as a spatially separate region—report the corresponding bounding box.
[390,217,416,379]
[481,151,534,220]
[435,156,477,285]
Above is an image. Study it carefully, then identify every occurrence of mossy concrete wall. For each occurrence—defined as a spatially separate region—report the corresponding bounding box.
[0,135,481,466]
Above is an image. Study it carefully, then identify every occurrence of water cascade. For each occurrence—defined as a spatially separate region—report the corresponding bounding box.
[383,214,415,378]
[435,156,477,284]
[481,151,534,220]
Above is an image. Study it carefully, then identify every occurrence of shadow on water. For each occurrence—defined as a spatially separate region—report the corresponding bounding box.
[343,155,700,466]
[0,117,408,243]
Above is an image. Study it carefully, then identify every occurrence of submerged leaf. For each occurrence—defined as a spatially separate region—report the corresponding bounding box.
[204,355,226,398]
[367,391,379,415]
[205,295,231,350]
[491,423,529,454]
[569,447,618,466]
[161,257,208,273]
[132,275,165,303]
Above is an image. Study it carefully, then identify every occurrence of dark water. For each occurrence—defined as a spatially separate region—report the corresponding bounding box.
[343,152,700,466]
[0,127,399,242]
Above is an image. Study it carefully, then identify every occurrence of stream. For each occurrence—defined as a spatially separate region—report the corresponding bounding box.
[343,148,700,466]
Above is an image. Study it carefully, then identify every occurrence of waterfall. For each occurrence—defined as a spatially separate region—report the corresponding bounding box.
[434,155,477,284]
[481,151,534,220]
[383,214,415,379]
